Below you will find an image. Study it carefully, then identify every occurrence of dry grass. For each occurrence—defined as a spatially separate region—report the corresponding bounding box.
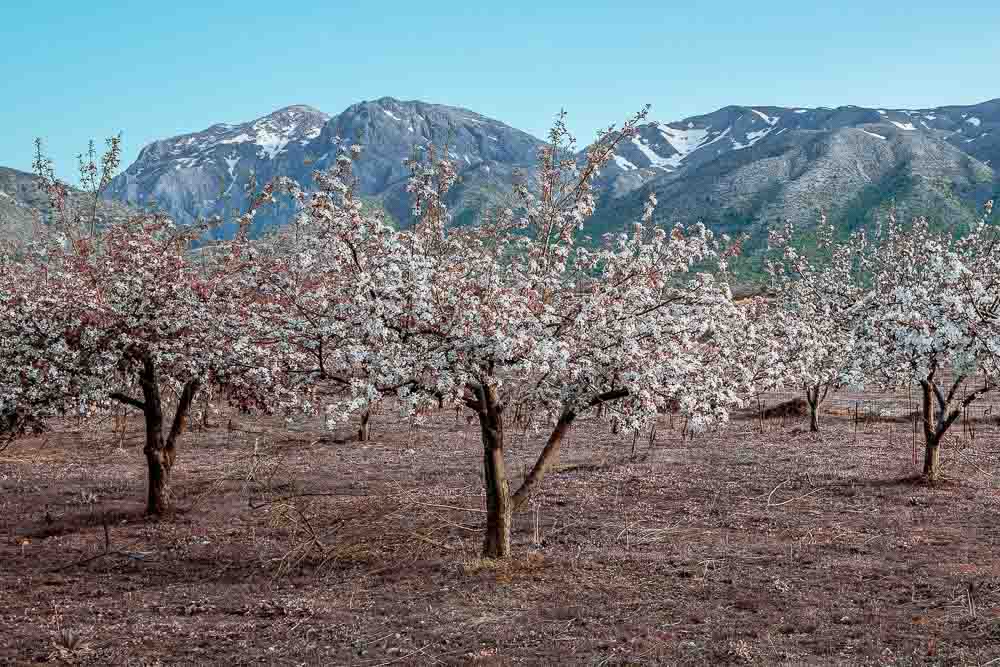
[2,395,1000,665]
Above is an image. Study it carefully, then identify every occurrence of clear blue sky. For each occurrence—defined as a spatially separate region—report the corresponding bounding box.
[3,0,998,180]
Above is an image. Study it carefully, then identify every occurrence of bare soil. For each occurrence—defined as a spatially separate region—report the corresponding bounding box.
[2,397,1000,665]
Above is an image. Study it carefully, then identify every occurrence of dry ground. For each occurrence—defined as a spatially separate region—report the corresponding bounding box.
[2,398,1000,666]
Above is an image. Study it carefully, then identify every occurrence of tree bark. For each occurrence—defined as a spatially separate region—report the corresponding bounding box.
[138,357,168,515]
[512,411,575,510]
[134,356,200,515]
[918,375,993,482]
[477,387,511,559]
[804,384,830,432]
[806,386,820,432]
[923,433,941,481]
[511,390,627,511]
[920,380,943,482]
[357,410,371,442]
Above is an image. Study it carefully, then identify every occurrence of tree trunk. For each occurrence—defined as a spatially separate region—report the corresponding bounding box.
[478,389,511,559]
[920,380,942,482]
[135,356,167,514]
[804,384,825,432]
[137,357,200,515]
[143,420,170,515]
[512,411,575,510]
[923,434,941,481]
[201,389,212,429]
[358,410,371,442]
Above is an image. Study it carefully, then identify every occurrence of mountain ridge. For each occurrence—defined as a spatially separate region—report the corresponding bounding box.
[103,97,545,235]
[591,99,997,258]
[4,97,998,248]
[0,166,131,242]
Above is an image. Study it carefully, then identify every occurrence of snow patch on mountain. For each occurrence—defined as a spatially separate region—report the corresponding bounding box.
[148,105,330,165]
[614,155,637,171]
[751,109,780,126]
[659,126,710,155]
[632,136,676,168]
[219,133,253,145]
[890,121,916,131]
[732,126,774,150]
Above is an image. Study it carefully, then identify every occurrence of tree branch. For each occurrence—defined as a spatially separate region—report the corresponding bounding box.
[109,392,146,411]
[166,380,201,450]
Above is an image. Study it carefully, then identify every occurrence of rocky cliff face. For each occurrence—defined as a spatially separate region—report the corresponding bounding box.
[313,97,542,227]
[106,98,544,235]
[106,105,330,237]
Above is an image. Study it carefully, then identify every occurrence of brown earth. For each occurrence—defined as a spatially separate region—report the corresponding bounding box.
[2,399,1000,666]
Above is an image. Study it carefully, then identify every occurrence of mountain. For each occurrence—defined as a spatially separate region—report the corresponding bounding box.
[591,101,999,253]
[0,167,129,242]
[107,105,331,236]
[85,97,1000,250]
[0,167,45,240]
[107,98,544,236]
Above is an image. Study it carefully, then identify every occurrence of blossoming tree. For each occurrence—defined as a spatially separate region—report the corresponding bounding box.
[238,145,419,442]
[766,216,865,431]
[314,111,756,557]
[0,144,306,513]
[851,204,1000,480]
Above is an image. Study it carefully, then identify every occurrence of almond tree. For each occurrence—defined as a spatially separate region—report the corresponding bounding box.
[319,111,756,557]
[0,143,305,513]
[852,204,1000,480]
[766,216,864,431]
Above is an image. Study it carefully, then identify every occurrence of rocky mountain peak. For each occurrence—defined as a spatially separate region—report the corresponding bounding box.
[72,96,998,251]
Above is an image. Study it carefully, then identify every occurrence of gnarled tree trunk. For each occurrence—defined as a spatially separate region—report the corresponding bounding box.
[115,356,201,515]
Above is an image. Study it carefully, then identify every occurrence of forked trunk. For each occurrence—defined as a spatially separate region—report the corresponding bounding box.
[135,357,200,515]
[358,410,371,442]
[512,411,575,510]
[804,384,824,432]
[478,390,511,559]
[918,374,990,483]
